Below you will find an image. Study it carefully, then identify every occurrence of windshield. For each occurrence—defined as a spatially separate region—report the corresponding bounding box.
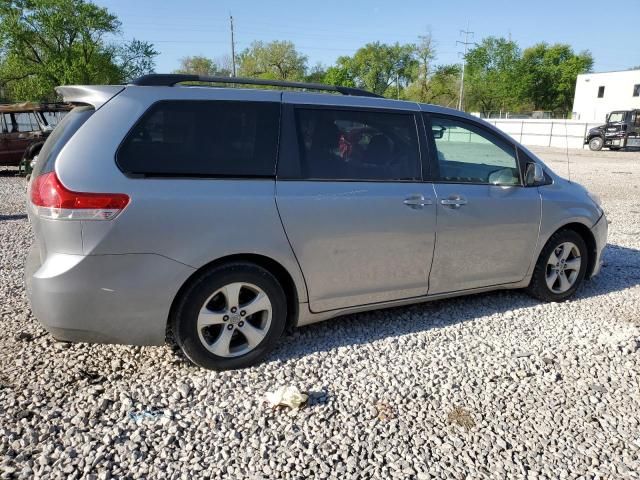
[607,111,626,123]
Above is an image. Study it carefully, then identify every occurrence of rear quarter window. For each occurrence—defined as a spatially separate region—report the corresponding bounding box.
[31,106,94,177]
[117,100,280,177]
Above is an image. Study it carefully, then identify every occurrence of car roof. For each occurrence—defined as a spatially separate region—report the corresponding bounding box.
[56,80,482,125]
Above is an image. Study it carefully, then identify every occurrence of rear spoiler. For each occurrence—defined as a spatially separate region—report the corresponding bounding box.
[55,85,124,109]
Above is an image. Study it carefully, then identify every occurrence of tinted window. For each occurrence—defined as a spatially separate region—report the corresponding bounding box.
[294,108,420,181]
[429,116,520,185]
[597,86,605,98]
[117,100,280,177]
[633,84,640,97]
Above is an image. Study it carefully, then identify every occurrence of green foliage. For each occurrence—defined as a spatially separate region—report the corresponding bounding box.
[407,33,436,102]
[238,41,307,81]
[519,43,593,112]
[304,63,327,84]
[401,32,460,106]
[0,0,157,102]
[463,37,522,114]
[117,39,159,82]
[0,2,596,114]
[326,42,418,97]
[404,64,460,106]
[173,55,231,77]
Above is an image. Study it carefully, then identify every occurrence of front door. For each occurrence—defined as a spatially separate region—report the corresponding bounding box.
[425,114,541,294]
[276,105,436,312]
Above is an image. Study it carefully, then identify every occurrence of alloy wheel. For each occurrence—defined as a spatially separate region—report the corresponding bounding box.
[545,242,582,294]
[196,282,272,357]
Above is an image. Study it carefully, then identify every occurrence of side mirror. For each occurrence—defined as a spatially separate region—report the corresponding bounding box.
[525,162,544,186]
[432,126,446,139]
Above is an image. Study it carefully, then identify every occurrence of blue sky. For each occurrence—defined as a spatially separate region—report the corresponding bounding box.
[97,0,640,74]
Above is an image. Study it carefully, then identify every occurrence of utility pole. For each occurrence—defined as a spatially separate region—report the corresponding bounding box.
[456,24,474,111]
[229,14,237,77]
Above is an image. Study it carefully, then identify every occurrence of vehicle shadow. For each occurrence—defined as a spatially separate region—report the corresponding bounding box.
[268,243,640,363]
[0,168,20,177]
[0,214,28,221]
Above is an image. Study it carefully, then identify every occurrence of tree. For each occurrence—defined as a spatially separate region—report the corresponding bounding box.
[117,39,159,82]
[237,41,307,81]
[304,63,327,84]
[464,37,522,115]
[410,32,437,102]
[173,55,231,77]
[326,42,418,97]
[425,64,461,107]
[519,43,593,112]
[0,0,157,101]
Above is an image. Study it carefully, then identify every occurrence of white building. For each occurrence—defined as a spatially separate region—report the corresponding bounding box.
[572,69,640,122]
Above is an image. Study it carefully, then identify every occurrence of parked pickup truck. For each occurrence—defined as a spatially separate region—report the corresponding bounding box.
[586,109,640,151]
[0,103,71,170]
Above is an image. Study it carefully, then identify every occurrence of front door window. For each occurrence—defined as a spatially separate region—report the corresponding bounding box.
[430,117,521,186]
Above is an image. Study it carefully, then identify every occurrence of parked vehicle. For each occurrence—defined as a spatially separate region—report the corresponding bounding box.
[0,103,71,171]
[585,109,640,151]
[25,75,608,370]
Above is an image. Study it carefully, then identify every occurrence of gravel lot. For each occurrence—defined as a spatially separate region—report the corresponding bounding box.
[1,147,639,479]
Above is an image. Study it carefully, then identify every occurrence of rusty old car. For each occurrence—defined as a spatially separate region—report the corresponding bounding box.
[0,102,71,171]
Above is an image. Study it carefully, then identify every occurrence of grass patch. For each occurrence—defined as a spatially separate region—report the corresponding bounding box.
[447,406,475,430]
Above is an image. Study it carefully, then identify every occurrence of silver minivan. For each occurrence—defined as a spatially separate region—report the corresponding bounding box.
[25,75,608,370]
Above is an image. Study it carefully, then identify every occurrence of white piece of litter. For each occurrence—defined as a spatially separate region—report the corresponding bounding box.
[264,386,308,409]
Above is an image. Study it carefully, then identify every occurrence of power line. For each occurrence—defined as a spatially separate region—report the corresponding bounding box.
[456,25,474,111]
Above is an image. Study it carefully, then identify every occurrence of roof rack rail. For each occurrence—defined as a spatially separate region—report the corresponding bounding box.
[130,74,382,98]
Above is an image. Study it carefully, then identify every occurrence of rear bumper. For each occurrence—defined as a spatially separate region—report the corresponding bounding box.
[590,214,608,278]
[25,244,195,346]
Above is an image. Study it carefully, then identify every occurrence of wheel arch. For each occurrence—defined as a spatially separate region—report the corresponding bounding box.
[166,253,300,343]
[587,133,603,141]
[551,222,597,278]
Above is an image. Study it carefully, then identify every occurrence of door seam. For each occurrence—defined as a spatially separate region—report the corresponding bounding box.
[273,181,312,310]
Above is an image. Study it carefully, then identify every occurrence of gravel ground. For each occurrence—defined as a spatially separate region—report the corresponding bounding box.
[1,148,639,479]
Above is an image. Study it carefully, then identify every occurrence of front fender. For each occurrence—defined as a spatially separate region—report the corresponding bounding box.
[528,180,601,276]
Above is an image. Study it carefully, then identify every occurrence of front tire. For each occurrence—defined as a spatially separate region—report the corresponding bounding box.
[588,137,603,151]
[526,229,588,302]
[171,262,287,370]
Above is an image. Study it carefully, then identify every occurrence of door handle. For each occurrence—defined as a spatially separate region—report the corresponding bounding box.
[403,194,432,209]
[440,196,468,208]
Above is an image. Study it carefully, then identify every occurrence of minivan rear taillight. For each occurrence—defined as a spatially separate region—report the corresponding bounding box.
[30,172,129,220]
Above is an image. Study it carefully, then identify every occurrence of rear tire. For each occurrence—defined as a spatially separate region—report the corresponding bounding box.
[171,262,287,370]
[588,137,603,151]
[526,229,588,302]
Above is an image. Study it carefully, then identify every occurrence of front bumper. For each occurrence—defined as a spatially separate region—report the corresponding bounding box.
[590,213,608,278]
[25,244,195,345]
